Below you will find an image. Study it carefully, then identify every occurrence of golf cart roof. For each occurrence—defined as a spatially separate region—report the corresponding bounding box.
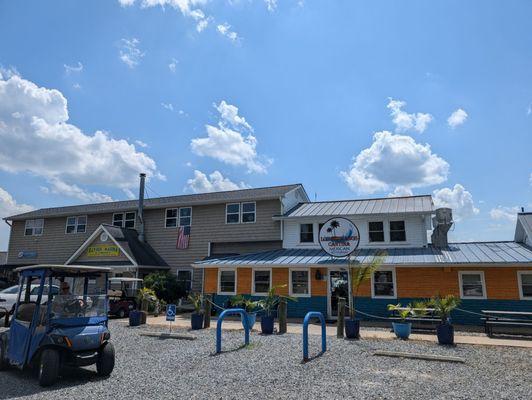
[108,277,143,283]
[14,264,111,274]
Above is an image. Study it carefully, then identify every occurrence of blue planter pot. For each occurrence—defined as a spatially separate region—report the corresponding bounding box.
[345,319,360,339]
[437,323,454,345]
[191,313,204,330]
[261,315,275,334]
[242,312,257,330]
[129,310,141,327]
[392,322,412,340]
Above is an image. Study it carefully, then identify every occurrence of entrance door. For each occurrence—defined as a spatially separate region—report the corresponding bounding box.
[328,270,349,318]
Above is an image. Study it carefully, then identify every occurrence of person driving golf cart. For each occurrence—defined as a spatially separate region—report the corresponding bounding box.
[51,280,93,318]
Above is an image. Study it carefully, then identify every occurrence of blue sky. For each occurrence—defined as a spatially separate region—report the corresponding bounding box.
[0,0,531,249]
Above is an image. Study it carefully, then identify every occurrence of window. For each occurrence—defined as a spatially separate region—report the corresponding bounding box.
[179,207,192,227]
[113,212,136,228]
[24,219,44,236]
[518,272,532,300]
[218,269,236,295]
[66,215,87,234]
[289,269,310,296]
[165,209,178,228]
[242,202,256,223]
[176,269,193,292]
[368,221,384,242]
[389,220,406,242]
[459,271,486,299]
[300,224,314,243]
[252,269,271,295]
[372,269,396,298]
[226,203,240,224]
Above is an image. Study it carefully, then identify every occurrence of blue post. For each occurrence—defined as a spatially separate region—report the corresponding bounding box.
[303,311,327,361]
[216,308,249,354]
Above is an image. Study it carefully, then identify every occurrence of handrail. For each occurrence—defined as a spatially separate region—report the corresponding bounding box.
[303,311,326,361]
[216,308,250,354]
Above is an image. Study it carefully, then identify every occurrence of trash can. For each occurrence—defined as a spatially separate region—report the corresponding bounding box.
[129,310,141,326]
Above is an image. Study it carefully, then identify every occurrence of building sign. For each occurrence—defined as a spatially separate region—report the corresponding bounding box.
[87,244,120,257]
[18,250,37,259]
[319,218,360,258]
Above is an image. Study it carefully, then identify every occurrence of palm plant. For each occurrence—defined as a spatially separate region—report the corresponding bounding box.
[230,295,259,313]
[427,295,461,323]
[257,285,296,316]
[387,303,413,322]
[136,287,157,312]
[188,292,204,314]
[348,252,386,319]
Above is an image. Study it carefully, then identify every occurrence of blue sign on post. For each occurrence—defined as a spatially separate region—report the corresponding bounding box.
[166,304,176,322]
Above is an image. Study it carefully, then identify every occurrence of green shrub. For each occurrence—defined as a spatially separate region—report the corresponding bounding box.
[143,272,187,304]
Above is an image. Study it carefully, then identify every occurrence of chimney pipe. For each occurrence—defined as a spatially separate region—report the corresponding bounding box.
[138,173,146,242]
[522,207,525,213]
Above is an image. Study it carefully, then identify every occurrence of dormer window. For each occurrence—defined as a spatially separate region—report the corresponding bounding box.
[389,220,406,242]
[368,222,384,242]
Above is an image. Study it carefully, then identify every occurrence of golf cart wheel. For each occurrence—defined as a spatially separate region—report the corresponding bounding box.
[38,349,60,387]
[117,308,126,318]
[96,342,115,376]
[0,339,7,371]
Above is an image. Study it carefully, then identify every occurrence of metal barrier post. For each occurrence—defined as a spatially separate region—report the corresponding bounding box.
[303,311,327,361]
[216,308,249,354]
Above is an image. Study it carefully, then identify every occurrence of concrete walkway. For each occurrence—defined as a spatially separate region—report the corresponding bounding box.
[142,314,532,349]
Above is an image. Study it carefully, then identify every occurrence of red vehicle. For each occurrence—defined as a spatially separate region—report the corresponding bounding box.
[108,277,142,318]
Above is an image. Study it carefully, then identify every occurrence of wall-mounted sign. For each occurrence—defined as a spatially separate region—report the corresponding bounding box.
[18,250,38,259]
[87,244,120,257]
[319,217,360,258]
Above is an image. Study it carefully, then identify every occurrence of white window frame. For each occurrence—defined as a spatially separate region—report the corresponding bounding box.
[24,219,44,236]
[225,203,240,224]
[176,268,194,292]
[65,215,87,234]
[517,271,532,300]
[368,220,385,243]
[112,212,136,228]
[389,220,407,242]
[179,207,192,227]
[241,202,256,224]
[371,267,397,299]
[251,267,272,296]
[289,268,311,298]
[217,268,237,295]
[458,271,487,300]
[299,223,315,244]
[165,208,178,228]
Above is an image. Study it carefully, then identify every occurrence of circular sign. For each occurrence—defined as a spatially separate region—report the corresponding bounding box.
[319,217,360,257]
[100,232,109,242]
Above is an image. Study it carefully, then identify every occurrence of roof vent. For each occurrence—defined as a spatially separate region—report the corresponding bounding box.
[431,207,453,248]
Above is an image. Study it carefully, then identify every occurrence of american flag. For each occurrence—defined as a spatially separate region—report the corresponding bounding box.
[176,226,191,249]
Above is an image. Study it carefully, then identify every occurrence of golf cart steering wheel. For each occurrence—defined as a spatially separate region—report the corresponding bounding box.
[63,298,87,315]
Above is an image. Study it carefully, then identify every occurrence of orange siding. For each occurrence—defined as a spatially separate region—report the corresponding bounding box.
[204,268,218,294]
[397,268,459,298]
[237,268,252,294]
[311,268,327,296]
[272,268,289,295]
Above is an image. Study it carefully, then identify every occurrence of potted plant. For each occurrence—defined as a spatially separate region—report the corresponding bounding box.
[188,293,204,330]
[427,295,460,345]
[387,303,413,340]
[346,253,386,339]
[257,285,296,334]
[136,288,157,325]
[230,295,259,330]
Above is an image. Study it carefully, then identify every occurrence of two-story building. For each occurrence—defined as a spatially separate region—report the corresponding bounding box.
[195,195,532,324]
[3,182,309,292]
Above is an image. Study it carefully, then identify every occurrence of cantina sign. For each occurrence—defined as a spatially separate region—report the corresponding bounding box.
[318,218,360,257]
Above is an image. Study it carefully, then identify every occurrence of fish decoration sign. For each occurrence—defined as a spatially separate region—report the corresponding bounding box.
[319,218,360,257]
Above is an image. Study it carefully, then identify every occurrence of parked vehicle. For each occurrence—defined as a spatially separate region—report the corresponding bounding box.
[0,265,115,386]
[108,277,142,318]
[0,284,59,314]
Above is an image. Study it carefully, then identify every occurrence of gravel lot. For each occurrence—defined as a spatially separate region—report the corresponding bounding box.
[0,320,530,400]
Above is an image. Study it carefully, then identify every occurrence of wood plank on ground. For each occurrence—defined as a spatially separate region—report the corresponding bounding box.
[139,331,197,340]
[373,350,465,363]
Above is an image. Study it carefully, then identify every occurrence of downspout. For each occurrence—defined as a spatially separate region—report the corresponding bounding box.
[138,173,146,242]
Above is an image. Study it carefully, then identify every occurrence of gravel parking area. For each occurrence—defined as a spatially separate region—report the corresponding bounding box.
[0,320,530,400]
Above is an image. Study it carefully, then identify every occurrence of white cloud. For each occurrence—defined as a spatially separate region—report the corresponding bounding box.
[264,0,277,11]
[168,58,178,72]
[527,103,532,116]
[341,131,449,194]
[387,98,433,134]
[63,62,83,74]
[119,38,144,68]
[72,83,82,90]
[45,179,114,203]
[490,206,519,223]
[388,186,413,197]
[191,101,270,173]
[118,0,136,5]
[161,102,174,111]
[0,73,163,201]
[447,108,468,129]
[135,140,148,148]
[433,184,479,221]
[0,187,34,249]
[217,23,240,43]
[186,170,249,193]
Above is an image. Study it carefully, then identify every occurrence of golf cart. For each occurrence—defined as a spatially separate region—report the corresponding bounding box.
[0,265,115,386]
[108,277,142,318]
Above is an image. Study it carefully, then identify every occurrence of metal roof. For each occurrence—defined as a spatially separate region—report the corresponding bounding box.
[194,242,532,267]
[5,184,305,221]
[515,213,532,243]
[15,265,111,273]
[276,195,434,219]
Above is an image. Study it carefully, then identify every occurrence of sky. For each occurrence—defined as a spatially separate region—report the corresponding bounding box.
[0,0,531,250]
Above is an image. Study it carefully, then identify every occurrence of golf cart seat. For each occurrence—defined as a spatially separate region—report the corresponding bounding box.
[15,303,48,324]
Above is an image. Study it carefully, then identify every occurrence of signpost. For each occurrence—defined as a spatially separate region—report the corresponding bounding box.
[166,304,176,333]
